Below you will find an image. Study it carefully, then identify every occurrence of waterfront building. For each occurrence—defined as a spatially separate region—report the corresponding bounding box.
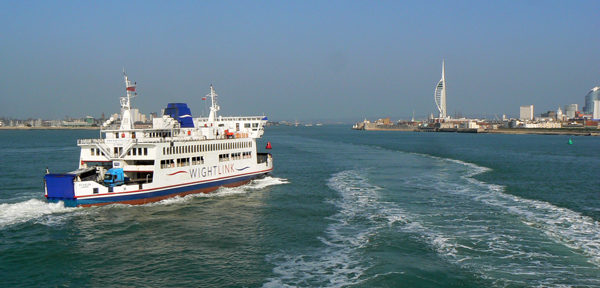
[594,100,600,120]
[565,104,578,119]
[583,87,600,114]
[556,107,564,121]
[520,105,534,120]
[540,110,556,120]
[434,60,447,119]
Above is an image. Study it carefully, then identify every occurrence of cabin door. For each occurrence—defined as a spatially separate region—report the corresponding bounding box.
[236,123,240,132]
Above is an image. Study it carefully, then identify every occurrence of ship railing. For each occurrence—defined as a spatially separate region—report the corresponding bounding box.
[79,136,254,146]
[196,116,267,123]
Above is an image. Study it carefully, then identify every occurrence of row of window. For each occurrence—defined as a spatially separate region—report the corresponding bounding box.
[163,141,253,155]
[90,147,149,157]
[160,156,206,169]
[90,140,252,158]
[244,123,260,128]
[91,148,105,156]
[128,147,148,156]
[219,152,253,162]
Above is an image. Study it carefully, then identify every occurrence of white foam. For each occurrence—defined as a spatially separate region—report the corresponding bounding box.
[445,158,600,267]
[264,170,410,287]
[0,199,76,228]
[397,155,600,286]
[142,176,289,207]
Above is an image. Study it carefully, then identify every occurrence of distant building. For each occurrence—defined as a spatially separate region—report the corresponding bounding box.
[434,60,447,119]
[520,105,534,120]
[594,100,600,120]
[583,87,600,114]
[540,110,556,120]
[131,108,140,123]
[556,107,564,121]
[62,119,92,127]
[565,104,578,119]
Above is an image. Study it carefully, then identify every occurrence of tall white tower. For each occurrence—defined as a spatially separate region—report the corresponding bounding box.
[434,60,447,119]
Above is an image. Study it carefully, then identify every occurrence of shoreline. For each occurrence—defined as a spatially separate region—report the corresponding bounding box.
[0,127,100,130]
[357,127,600,136]
[485,128,600,136]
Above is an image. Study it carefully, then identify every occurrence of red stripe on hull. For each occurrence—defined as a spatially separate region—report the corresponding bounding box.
[77,178,252,207]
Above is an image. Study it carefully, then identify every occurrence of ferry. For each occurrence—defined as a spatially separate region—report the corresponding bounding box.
[44,73,273,207]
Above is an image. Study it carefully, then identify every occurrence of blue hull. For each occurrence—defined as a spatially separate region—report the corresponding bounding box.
[46,171,269,207]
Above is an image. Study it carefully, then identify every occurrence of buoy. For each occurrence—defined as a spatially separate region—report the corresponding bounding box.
[188,130,191,136]
[568,138,573,145]
[266,141,272,149]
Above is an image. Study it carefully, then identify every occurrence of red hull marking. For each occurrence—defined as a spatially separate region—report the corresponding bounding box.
[77,178,253,207]
[76,167,273,199]
[167,170,188,176]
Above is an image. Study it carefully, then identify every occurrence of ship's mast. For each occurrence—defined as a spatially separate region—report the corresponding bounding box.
[120,71,137,130]
[207,85,220,123]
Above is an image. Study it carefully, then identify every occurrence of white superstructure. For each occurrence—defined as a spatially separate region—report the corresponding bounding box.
[45,73,273,207]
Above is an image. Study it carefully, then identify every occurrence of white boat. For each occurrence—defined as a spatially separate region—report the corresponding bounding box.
[44,73,273,207]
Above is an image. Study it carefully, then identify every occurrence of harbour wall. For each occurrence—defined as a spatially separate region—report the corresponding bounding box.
[355,123,417,131]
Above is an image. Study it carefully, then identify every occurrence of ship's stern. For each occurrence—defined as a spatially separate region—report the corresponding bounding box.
[44,173,78,207]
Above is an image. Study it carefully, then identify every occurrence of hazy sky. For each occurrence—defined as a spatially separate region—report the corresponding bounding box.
[1,1,599,122]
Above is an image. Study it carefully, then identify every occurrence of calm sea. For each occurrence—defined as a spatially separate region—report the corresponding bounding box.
[1,126,600,287]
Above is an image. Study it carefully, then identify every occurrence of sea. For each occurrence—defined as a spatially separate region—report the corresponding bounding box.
[1,126,600,287]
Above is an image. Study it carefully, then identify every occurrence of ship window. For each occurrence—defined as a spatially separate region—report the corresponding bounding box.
[138,148,142,155]
[252,123,258,128]
[192,156,204,165]
[245,123,251,128]
[145,148,148,155]
[133,149,137,156]
[177,158,189,167]
[91,148,95,156]
[163,147,165,155]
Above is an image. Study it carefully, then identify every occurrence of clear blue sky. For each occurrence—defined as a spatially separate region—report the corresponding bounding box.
[1,0,599,122]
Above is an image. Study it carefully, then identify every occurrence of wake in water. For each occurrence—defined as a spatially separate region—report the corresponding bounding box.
[0,199,75,228]
[145,176,290,206]
[0,176,289,228]
[264,170,409,287]
[400,155,600,286]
